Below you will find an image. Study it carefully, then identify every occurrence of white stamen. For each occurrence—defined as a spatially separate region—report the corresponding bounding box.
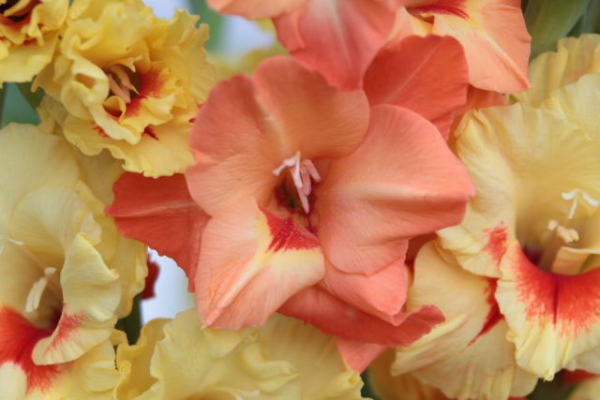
[0,236,24,255]
[272,151,321,214]
[562,189,599,219]
[25,267,57,313]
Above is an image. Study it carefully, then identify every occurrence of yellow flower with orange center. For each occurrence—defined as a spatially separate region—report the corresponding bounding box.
[36,0,216,177]
[0,0,68,85]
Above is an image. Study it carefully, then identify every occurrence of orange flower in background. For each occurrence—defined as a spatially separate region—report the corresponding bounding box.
[109,54,473,369]
[398,0,531,92]
[207,0,530,94]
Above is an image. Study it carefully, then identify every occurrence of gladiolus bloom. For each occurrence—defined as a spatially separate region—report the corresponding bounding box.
[115,309,365,399]
[35,0,215,177]
[0,124,146,397]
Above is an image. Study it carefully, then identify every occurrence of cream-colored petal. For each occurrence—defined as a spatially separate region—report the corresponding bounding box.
[513,34,600,107]
[393,242,537,399]
[440,104,600,277]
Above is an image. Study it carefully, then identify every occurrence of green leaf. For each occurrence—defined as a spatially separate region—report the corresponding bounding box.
[525,0,591,58]
[188,0,225,52]
[1,83,40,127]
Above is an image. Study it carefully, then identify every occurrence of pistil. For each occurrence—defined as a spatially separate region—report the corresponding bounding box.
[107,65,137,104]
[273,151,321,213]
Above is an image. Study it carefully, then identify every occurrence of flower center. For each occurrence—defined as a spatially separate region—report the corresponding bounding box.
[534,189,599,272]
[272,151,321,214]
[106,64,140,105]
[0,0,39,25]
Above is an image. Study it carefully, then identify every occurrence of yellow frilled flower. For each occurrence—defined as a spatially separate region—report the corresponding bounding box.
[35,0,216,178]
[0,123,146,397]
[115,309,365,399]
[438,99,600,381]
[0,0,68,85]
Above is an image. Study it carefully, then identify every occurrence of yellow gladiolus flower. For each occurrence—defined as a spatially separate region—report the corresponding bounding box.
[115,309,365,399]
[0,0,68,85]
[0,123,146,397]
[439,99,600,381]
[35,0,216,177]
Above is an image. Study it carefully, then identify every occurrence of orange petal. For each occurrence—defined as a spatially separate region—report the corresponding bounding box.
[207,0,306,19]
[195,202,324,328]
[364,34,469,138]
[273,0,396,89]
[323,259,409,324]
[187,57,369,216]
[106,172,208,289]
[280,285,444,347]
[316,105,473,275]
[335,339,387,372]
[427,0,531,92]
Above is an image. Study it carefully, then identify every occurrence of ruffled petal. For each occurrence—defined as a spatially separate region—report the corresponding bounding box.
[496,246,600,380]
[195,202,324,328]
[440,103,600,278]
[513,34,600,107]
[393,242,537,399]
[274,0,396,89]
[364,34,469,138]
[316,105,473,275]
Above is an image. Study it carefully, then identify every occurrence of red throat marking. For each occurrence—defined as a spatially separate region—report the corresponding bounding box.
[264,209,319,252]
[48,309,85,352]
[470,278,503,344]
[408,0,468,18]
[485,222,508,266]
[0,307,62,393]
[515,247,600,334]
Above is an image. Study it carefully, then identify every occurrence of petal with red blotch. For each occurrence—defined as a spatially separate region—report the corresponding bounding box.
[335,339,387,372]
[364,35,469,138]
[323,258,409,324]
[496,245,600,380]
[280,285,443,347]
[207,0,306,19]
[423,0,531,92]
[195,202,324,329]
[141,257,160,300]
[106,172,208,289]
[315,105,473,275]
[186,57,369,216]
[393,242,537,399]
[274,0,396,89]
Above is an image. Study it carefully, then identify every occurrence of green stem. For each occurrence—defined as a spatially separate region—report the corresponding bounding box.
[0,86,6,127]
[116,295,143,345]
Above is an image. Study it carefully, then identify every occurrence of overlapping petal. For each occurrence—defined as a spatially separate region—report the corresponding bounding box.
[401,0,531,92]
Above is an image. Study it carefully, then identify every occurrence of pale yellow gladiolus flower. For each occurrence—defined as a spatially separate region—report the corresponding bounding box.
[0,123,147,397]
[0,0,68,85]
[35,0,216,178]
[115,309,365,399]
